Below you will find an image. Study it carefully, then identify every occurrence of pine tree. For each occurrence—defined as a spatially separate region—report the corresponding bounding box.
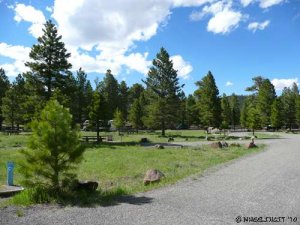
[21,100,84,192]
[194,71,221,128]
[0,68,10,129]
[98,69,119,119]
[113,108,125,135]
[271,98,283,129]
[247,105,261,135]
[281,87,297,130]
[129,96,144,132]
[89,91,106,143]
[257,79,276,127]
[1,74,26,129]
[186,94,199,127]
[25,20,72,100]
[220,94,231,131]
[73,68,93,123]
[229,93,240,129]
[143,48,183,136]
[128,83,145,105]
[118,81,129,120]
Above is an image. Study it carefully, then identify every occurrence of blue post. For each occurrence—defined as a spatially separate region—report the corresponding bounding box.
[7,161,14,186]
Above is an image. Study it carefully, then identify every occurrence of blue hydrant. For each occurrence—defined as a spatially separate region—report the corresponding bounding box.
[7,161,14,186]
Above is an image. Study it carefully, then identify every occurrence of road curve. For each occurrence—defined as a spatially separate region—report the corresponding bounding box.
[1,133,300,225]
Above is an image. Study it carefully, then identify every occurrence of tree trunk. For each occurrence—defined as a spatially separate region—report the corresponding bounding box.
[96,122,100,144]
[252,129,255,136]
[162,120,165,136]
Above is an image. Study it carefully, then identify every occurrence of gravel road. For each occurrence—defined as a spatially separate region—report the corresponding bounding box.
[1,133,300,225]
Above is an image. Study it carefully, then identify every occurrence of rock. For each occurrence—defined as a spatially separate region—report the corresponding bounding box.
[221,141,228,148]
[210,142,222,149]
[75,180,98,191]
[143,169,165,185]
[246,142,257,149]
[167,137,174,142]
[155,144,164,149]
[140,138,148,143]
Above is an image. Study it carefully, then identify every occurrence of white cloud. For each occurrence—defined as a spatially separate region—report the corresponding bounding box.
[46,6,53,13]
[13,4,46,38]
[226,81,233,86]
[259,0,285,8]
[190,1,243,34]
[240,0,254,7]
[248,20,270,32]
[170,55,193,79]
[0,43,31,77]
[271,78,299,91]
[208,9,242,34]
[240,0,285,8]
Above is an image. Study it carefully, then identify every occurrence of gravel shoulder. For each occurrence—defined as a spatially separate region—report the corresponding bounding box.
[1,133,299,225]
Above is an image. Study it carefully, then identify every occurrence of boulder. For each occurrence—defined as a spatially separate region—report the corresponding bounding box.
[209,142,222,149]
[246,142,257,149]
[221,141,229,148]
[140,137,148,143]
[155,144,164,149]
[143,169,165,185]
[167,137,174,142]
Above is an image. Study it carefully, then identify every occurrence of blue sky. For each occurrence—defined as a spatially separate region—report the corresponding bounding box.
[0,0,300,95]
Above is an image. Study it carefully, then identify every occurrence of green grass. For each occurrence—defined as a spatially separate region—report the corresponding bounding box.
[0,139,264,206]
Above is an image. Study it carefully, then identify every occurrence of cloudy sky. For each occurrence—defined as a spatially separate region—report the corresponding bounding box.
[0,0,299,95]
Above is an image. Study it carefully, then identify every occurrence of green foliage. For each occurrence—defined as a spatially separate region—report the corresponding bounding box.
[143,47,183,135]
[128,83,145,105]
[118,81,129,120]
[97,70,119,119]
[20,100,85,191]
[113,108,125,134]
[271,98,283,129]
[221,94,231,129]
[89,91,106,141]
[281,85,298,129]
[25,20,72,100]
[229,93,240,129]
[186,94,199,127]
[247,105,261,134]
[257,79,276,126]
[0,68,10,128]
[194,71,221,128]
[129,97,144,131]
[73,68,93,123]
[1,74,26,128]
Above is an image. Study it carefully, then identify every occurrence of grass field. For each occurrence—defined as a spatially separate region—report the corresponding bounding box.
[0,130,274,206]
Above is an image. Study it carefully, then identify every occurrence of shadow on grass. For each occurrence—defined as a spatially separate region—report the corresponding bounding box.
[58,188,153,207]
[81,141,141,149]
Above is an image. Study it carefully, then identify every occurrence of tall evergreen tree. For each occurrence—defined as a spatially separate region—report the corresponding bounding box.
[25,20,72,100]
[113,108,125,135]
[73,68,93,123]
[281,86,297,130]
[194,71,221,128]
[247,105,261,135]
[271,98,283,129]
[98,69,119,119]
[2,74,26,129]
[0,68,10,129]
[89,91,106,143]
[186,94,199,127]
[229,93,240,129]
[257,79,276,127]
[118,81,129,120]
[220,94,231,131]
[129,95,145,132]
[143,47,184,136]
[128,83,145,105]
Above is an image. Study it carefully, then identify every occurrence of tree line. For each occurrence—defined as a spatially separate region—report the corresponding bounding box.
[0,20,299,136]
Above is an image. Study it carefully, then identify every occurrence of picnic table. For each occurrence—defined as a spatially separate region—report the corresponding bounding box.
[81,135,113,143]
